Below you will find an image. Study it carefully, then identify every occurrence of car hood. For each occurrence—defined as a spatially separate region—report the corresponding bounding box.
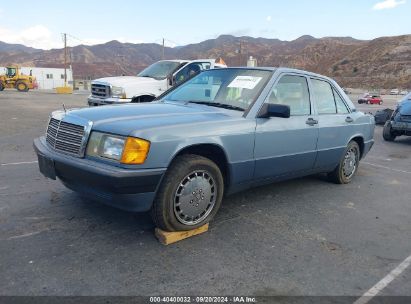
[93,76,159,87]
[62,102,241,136]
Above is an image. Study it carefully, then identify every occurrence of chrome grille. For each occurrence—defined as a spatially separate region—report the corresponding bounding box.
[46,118,85,156]
[91,83,110,98]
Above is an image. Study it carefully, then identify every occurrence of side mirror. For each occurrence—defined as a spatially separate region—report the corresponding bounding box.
[258,103,290,118]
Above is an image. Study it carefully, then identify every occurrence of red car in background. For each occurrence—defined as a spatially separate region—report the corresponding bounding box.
[358,93,383,105]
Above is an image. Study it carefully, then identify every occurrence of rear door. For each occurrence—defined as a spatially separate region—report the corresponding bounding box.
[254,73,319,180]
[309,78,354,170]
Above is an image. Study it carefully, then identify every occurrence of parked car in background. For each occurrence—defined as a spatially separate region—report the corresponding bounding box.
[358,93,383,105]
[383,98,411,141]
[34,67,375,231]
[374,108,394,125]
[87,59,227,106]
[400,90,408,95]
[390,89,399,95]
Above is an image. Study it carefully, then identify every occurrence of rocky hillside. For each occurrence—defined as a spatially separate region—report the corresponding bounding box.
[1,34,410,88]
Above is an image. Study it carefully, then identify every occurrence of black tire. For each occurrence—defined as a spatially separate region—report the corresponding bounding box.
[327,141,360,184]
[0,82,4,91]
[383,121,396,141]
[379,101,383,105]
[15,81,28,92]
[151,154,224,231]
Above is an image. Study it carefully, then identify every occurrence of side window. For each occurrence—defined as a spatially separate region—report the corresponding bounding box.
[334,89,349,114]
[311,79,336,114]
[267,75,311,115]
[174,62,207,85]
[7,68,16,77]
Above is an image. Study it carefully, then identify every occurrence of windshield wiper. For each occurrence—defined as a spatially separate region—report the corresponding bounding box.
[186,101,244,111]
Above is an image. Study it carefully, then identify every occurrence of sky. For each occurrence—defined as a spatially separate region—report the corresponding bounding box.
[0,0,410,50]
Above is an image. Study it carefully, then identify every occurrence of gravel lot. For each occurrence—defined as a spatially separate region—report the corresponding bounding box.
[0,90,410,298]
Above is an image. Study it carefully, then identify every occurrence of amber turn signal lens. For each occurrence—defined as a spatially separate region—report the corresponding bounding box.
[120,137,150,164]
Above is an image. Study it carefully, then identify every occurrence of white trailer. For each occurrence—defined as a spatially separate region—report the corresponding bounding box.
[0,66,73,90]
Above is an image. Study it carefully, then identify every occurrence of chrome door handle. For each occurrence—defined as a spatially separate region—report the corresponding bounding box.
[345,117,354,123]
[306,118,318,126]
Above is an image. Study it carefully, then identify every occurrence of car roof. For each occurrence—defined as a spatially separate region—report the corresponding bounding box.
[158,60,188,63]
[158,59,219,63]
[217,67,337,82]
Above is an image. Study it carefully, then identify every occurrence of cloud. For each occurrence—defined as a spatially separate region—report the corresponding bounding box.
[260,28,277,36]
[373,0,406,10]
[0,25,148,49]
[266,15,272,22]
[227,28,253,37]
[78,37,145,46]
[0,25,61,49]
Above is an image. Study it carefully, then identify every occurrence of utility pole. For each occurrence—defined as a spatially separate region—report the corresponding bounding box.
[162,38,165,60]
[63,33,67,87]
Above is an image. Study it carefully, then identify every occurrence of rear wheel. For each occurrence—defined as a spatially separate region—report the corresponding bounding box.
[383,121,396,141]
[328,141,360,184]
[0,82,4,91]
[151,154,224,231]
[16,81,28,92]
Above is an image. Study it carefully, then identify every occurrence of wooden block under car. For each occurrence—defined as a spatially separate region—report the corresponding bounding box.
[155,223,209,245]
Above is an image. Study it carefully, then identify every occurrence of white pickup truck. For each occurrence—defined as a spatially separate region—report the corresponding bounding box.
[87,59,226,106]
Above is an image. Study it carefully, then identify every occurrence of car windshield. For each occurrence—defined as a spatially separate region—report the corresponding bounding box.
[161,68,272,111]
[138,61,182,80]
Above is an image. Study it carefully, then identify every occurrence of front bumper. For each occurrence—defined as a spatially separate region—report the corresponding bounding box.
[33,137,166,212]
[87,96,132,106]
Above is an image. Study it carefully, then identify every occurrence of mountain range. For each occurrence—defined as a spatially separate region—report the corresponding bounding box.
[1,34,410,89]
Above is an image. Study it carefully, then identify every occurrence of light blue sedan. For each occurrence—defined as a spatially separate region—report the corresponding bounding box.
[34,67,375,231]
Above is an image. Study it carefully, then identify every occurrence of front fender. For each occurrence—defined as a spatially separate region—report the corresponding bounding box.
[166,137,229,166]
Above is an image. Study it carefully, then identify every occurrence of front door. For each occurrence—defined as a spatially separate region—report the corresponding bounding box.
[254,74,319,180]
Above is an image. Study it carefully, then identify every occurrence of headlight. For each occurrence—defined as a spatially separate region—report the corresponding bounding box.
[111,86,126,98]
[86,132,150,164]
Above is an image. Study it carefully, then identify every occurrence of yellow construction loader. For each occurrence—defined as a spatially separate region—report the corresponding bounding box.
[0,66,37,92]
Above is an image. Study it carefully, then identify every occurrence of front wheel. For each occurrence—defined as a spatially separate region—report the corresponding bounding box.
[151,154,224,231]
[383,121,396,141]
[16,81,28,92]
[0,82,4,91]
[327,141,360,184]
